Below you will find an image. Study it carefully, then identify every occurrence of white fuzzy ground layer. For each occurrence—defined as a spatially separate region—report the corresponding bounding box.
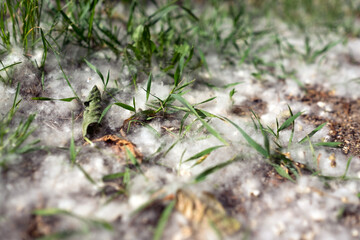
[1,15,360,240]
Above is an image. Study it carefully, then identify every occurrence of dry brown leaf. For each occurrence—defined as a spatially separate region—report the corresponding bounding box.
[27,214,52,238]
[91,134,143,164]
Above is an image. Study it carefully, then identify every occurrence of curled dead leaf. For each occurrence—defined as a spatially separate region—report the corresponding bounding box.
[90,134,143,164]
[82,85,102,138]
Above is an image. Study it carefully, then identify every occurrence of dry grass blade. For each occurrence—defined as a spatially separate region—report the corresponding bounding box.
[175,189,241,236]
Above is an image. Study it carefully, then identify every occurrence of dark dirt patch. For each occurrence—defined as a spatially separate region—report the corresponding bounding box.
[338,204,360,229]
[288,85,360,156]
[231,98,267,117]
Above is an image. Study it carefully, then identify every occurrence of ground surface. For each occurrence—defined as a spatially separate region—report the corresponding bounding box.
[1,1,360,240]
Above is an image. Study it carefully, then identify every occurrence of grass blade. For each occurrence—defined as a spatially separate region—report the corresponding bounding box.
[271,163,295,183]
[114,102,135,112]
[146,72,152,102]
[184,145,224,163]
[341,157,353,180]
[194,157,236,183]
[102,172,126,181]
[59,63,80,100]
[251,111,270,156]
[298,122,327,144]
[32,97,77,102]
[313,142,342,147]
[153,200,176,240]
[277,111,302,133]
[224,117,268,158]
[40,29,48,68]
[75,163,97,185]
[127,0,137,33]
[70,114,77,165]
[33,208,70,216]
[98,103,113,123]
[174,55,184,87]
[87,0,98,41]
[179,5,199,21]
[0,61,22,72]
[125,147,140,167]
[147,3,178,26]
[59,10,86,43]
[84,59,105,86]
[194,97,216,106]
[172,94,228,145]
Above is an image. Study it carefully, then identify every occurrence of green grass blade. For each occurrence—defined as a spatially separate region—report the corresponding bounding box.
[59,10,86,43]
[114,102,135,112]
[126,0,137,33]
[40,29,48,68]
[147,3,178,26]
[174,55,184,87]
[102,172,126,181]
[59,63,80,100]
[287,105,295,147]
[97,24,122,47]
[172,94,228,145]
[133,97,136,112]
[224,117,268,158]
[277,111,302,132]
[75,163,97,185]
[184,145,224,163]
[179,5,199,21]
[70,113,77,165]
[198,49,209,72]
[98,103,112,124]
[146,72,152,102]
[33,208,70,216]
[271,163,295,183]
[298,122,327,144]
[32,97,77,102]
[194,157,236,183]
[153,200,176,240]
[0,61,22,72]
[194,97,216,106]
[84,59,105,85]
[313,142,342,147]
[341,157,353,180]
[251,111,270,156]
[311,40,341,62]
[125,147,145,177]
[125,147,140,166]
[12,82,21,109]
[87,0,98,41]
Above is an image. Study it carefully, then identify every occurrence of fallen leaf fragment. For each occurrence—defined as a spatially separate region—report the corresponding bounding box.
[91,134,143,163]
[82,85,102,138]
[27,214,52,238]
